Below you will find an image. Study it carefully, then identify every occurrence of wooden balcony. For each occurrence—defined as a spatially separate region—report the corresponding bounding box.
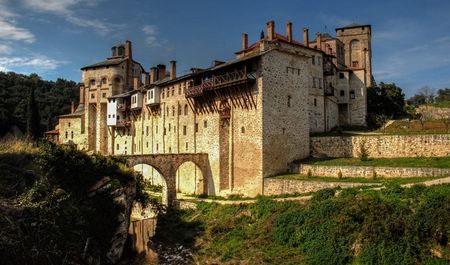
[185,68,255,98]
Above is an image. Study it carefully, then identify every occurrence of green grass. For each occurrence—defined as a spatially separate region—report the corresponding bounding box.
[275,174,442,185]
[303,156,450,168]
[375,119,450,135]
[427,100,450,108]
[154,185,450,264]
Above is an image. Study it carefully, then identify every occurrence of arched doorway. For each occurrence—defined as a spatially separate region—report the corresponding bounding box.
[133,164,169,206]
[175,161,204,195]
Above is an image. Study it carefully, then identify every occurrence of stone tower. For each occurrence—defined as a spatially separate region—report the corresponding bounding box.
[336,23,373,87]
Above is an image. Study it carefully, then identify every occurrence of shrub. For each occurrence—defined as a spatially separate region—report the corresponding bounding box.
[359,140,370,161]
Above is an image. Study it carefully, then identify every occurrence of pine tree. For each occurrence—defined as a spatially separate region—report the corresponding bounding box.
[26,86,41,140]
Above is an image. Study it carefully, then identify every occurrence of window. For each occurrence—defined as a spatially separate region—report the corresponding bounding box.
[156,125,158,134]
[314,98,317,107]
[108,115,111,118]
[178,86,181,95]
[183,125,187,135]
[319,78,323,89]
[195,123,199,133]
[312,77,316,88]
[169,123,171,132]
[350,90,356,99]
[340,90,345,97]
[317,56,322,66]
[339,73,345,79]
[287,95,291,107]
[156,144,158,151]
[184,104,188,115]
[146,142,148,148]
[102,78,107,84]
[174,126,176,133]
[146,126,149,136]
[65,131,68,139]
[241,126,245,133]
[185,142,188,151]
[204,120,207,128]
[164,127,166,135]
[71,131,74,139]
[352,61,359,68]
[90,79,95,86]
[282,128,286,134]
[166,106,169,116]
[171,87,174,96]
[102,92,107,98]
[312,56,315,65]
[178,105,181,115]
[68,122,71,127]
[91,93,95,99]
[162,90,165,99]
[172,106,175,116]
[116,144,119,150]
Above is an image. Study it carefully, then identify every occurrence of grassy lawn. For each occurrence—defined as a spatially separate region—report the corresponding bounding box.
[275,174,442,185]
[427,100,450,108]
[303,156,450,168]
[375,119,449,134]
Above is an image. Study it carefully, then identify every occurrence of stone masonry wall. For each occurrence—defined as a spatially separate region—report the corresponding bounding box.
[263,178,377,195]
[311,134,450,158]
[299,164,450,178]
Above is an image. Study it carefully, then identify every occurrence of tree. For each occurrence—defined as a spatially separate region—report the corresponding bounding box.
[366,82,406,129]
[26,86,41,140]
[436,88,450,102]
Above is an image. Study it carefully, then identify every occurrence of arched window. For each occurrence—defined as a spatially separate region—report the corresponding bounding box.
[350,39,360,49]
[184,104,188,115]
[172,106,175,116]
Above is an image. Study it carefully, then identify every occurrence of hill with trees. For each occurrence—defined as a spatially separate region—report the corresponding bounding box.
[0,71,79,137]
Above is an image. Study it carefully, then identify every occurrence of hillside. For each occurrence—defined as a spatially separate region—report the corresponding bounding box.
[154,186,450,265]
[0,140,150,264]
[0,71,79,137]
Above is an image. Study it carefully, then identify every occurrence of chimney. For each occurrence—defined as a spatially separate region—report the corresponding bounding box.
[150,67,157,83]
[286,22,293,42]
[144,73,150,86]
[170,60,176,80]
[157,64,166,80]
[71,101,75,114]
[133,76,140,90]
[79,84,85,105]
[267,20,275,41]
[316,32,322,50]
[242,33,248,50]
[303,28,309,46]
[124,40,132,59]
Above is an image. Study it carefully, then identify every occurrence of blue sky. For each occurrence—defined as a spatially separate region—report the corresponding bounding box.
[1,0,450,97]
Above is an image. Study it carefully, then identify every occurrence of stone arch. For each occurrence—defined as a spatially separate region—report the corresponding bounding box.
[133,163,169,206]
[124,153,210,206]
[175,161,205,195]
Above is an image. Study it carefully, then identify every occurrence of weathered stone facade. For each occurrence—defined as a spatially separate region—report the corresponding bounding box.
[57,20,373,197]
[311,134,450,158]
[299,164,450,179]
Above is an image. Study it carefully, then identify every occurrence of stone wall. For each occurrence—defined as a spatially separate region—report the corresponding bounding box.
[299,164,450,178]
[263,177,377,195]
[311,134,450,158]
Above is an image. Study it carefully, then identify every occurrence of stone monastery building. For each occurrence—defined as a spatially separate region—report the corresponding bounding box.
[58,21,373,197]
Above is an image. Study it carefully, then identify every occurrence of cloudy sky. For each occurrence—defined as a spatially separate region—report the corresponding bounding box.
[1,0,450,96]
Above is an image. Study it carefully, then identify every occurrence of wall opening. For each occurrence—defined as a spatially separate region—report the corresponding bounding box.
[175,161,204,195]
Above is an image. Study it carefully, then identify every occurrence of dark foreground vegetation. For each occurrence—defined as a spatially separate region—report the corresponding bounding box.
[155,185,450,265]
[0,140,149,264]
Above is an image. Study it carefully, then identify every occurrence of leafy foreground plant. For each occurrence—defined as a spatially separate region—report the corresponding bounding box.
[158,186,450,265]
[0,140,151,264]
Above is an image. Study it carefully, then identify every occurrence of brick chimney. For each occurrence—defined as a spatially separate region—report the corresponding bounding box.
[170,60,176,80]
[144,73,150,85]
[286,22,293,42]
[157,64,166,80]
[71,101,75,113]
[242,33,248,50]
[79,84,85,105]
[150,67,157,83]
[133,76,140,90]
[267,20,275,41]
[316,32,322,50]
[303,28,309,46]
[124,40,132,59]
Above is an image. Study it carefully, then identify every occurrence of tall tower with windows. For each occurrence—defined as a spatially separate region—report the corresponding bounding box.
[336,23,373,86]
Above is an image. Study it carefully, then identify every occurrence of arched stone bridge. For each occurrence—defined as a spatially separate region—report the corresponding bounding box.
[119,153,210,206]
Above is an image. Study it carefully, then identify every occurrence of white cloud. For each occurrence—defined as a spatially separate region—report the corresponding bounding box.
[21,0,122,35]
[0,44,12,54]
[0,55,67,72]
[0,1,36,43]
[142,25,160,47]
[0,66,8,72]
